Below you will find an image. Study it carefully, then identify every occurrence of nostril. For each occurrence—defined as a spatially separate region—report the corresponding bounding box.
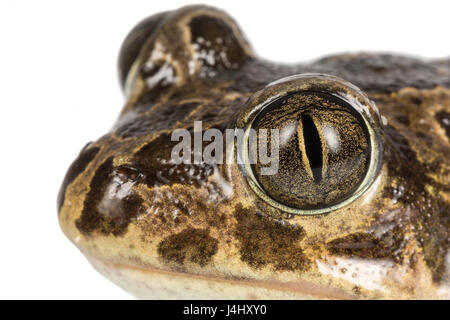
[75,158,144,236]
[115,165,143,182]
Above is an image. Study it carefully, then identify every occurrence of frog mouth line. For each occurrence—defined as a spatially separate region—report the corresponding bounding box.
[84,254,358,300]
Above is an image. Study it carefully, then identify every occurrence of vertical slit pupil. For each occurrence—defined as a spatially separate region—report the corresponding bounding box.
[301,114,323,183]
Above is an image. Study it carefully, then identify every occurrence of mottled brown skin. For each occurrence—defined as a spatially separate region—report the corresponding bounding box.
[58,5,450,299]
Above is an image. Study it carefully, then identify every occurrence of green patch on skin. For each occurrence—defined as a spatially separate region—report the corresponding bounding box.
[157,227,218,266]
[233,203,309,271]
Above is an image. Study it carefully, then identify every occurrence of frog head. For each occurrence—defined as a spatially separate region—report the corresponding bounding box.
[58,5,450,299]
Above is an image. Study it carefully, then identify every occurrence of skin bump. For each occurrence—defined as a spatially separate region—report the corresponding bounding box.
[132,132,215,188]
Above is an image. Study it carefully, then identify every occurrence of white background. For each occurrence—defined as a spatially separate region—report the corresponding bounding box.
[0,0,448,299]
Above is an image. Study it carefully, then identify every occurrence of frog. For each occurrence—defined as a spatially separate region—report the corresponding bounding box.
[57,4,450,299]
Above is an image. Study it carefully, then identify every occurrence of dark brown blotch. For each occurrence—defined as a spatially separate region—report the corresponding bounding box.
[384,125,427,193]
[417,201,449,282]
[326,229,405,261]
[57,143,99,212]
[233,204,309,271]
[75,158,143,236]
[415,131,433,144]
[395,115,410,126]
[157,227,218,266]
[383,125,449,282]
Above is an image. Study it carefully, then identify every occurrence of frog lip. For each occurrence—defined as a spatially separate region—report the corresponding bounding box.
[83,254,357,300]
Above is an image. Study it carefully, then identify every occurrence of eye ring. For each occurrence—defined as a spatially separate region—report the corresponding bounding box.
[236,74,383,215]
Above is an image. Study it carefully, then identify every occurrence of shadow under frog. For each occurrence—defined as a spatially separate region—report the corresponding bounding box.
[58,5,450,299]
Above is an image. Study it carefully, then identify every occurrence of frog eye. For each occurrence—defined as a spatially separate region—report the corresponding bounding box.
[118,11,170,90]
[237,74,383,215]
[118,6,254,101]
